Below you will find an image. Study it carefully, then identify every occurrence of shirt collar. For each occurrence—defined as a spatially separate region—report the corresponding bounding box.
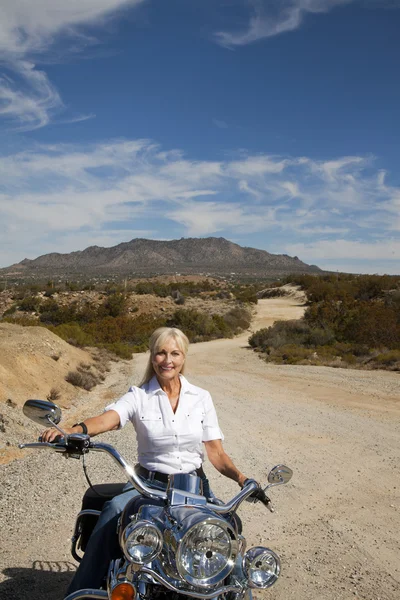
[145,374,198,397]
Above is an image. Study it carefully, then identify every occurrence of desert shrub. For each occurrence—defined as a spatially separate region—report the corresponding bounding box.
[98,293,127,318]
[223,306,252,333]
[232,286,258,304]
[47,388,61,402]
[78,362,92,371]
[171,290,185,305]
[341,303,400,349]
[167,306,250,342]
[65,369,99,390]
[99,342,133,359]
[168,309,218,341]
[66,281,79,292]
[249,320,312,350]
[269,344,314,364]
[77,304,98,323]
[3,304,17,316]
[306,327,335,346]
[49,323,94,347]
[3,314,38,326]
[39,301,78,325]
[375,350,400,367]
[341,353,357,365]
[19,295,41,312]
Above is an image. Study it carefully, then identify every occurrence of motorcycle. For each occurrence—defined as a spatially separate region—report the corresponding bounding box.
[20,399,293,600]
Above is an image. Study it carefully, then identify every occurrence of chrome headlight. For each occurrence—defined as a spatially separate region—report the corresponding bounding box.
[121,520,163,564]
[244,546,280,588]
[176,518,238,587]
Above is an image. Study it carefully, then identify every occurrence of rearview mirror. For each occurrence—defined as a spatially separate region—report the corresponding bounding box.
[23,399,62,427]
[267,464,293,488]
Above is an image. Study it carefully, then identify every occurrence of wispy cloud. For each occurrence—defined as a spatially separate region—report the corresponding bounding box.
[0,0,146,130]
[0,138,399,272]
[214,0,400,48]
[212,118,229,129]
[57,113,97,125]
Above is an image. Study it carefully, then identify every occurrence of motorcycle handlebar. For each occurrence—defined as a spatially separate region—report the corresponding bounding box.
[19,438,263,514]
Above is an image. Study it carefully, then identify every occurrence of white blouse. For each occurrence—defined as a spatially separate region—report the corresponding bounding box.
[104,375,224,474]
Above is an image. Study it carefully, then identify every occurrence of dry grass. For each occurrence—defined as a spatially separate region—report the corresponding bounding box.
[46,387,61,402]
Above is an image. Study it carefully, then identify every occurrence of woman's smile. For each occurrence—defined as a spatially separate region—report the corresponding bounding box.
[152,339,185,382]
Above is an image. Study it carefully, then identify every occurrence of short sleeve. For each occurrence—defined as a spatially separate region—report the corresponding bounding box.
[104,387,139,429]
[202,392,224,442]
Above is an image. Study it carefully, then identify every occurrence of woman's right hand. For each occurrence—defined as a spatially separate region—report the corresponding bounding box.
[41,427,75,443]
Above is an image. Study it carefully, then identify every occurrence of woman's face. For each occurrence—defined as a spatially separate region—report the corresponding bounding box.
[152,338,185,384]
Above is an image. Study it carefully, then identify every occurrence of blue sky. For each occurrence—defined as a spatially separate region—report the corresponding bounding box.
[1,1,400,274]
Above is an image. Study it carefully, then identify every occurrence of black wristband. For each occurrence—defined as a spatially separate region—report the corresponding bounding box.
[72,422,88,435]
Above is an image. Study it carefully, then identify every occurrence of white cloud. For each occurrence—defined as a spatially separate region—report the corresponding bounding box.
[168,201,277,236]
[0,0,146,129]
[0,138,399,273]
[214,0,400,48]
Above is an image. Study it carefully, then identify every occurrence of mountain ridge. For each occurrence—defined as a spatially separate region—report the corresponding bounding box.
[2,237,321,277]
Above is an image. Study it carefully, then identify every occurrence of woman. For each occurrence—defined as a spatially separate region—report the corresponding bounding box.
[42,327,251,592]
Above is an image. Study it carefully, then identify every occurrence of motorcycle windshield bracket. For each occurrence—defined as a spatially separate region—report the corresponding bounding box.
[167,489,207,506]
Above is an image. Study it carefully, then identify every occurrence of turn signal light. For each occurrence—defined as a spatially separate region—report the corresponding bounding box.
[111,582,136,600]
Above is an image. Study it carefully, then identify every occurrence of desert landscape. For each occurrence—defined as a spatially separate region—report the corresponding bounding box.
[0,292,399,600]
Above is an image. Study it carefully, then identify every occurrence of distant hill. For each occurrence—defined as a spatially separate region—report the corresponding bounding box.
[1,237,321,278]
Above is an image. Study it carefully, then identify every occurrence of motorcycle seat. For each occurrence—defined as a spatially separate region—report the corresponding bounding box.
[81,483,128,512]
[75,483,128,554]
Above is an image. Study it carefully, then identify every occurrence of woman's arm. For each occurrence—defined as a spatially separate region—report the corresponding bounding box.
[204,439,248,488]
[41,409,120,442]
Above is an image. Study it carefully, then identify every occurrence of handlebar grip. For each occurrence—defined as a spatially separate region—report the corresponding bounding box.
[259,491,274,513]
[38,435,64,443]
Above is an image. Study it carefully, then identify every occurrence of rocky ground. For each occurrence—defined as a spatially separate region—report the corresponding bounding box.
[0,295,399,600]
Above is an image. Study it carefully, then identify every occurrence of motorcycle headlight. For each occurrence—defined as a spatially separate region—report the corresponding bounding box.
[121,520,163,564]
[176,519,238,587]
[244,546,280,588]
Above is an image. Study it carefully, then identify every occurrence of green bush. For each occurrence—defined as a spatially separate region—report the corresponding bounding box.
[98,293,127,318]
[49,323,94,347]
[3,304,17,316]
[249,320,312,350]
[223,306,252,332]
[375,350,400,367]
[167,306,251,342]
[19,295,41,312]
[99,342,133,359]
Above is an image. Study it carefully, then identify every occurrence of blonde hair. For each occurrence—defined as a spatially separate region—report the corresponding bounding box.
[139,327,189,387]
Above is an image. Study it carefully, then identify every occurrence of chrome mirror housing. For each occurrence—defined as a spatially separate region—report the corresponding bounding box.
[23,399,62,427]
[266,465,293,489]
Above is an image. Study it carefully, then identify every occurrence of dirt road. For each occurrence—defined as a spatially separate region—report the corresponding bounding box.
[0,296,399,600]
